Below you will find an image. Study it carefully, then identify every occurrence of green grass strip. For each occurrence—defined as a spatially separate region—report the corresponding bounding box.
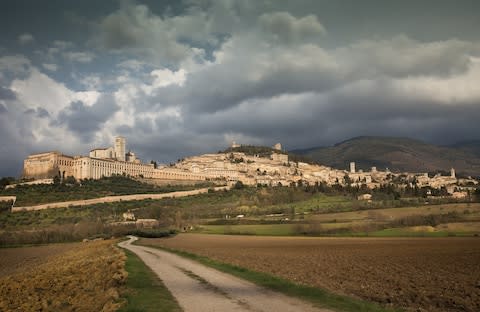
[118,249,182,312]
[138,242,402,312]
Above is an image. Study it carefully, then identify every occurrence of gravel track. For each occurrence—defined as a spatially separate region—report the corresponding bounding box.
[119,236,330,312]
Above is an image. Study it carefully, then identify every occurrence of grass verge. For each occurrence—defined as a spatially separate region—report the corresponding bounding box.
[118,249,182,312]
[137,242,402,312]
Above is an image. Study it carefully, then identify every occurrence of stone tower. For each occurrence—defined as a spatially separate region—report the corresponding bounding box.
[450,167,456,178]
[350,162,356,173]
[114,136,126,162]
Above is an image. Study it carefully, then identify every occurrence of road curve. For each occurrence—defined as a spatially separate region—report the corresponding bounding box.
[119,236,331,312]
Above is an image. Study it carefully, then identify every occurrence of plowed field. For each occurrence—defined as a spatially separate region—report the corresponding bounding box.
[0,240,126,312]
[140,234,480,312]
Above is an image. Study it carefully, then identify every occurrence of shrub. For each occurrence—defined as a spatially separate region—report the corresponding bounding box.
[126,229,177,238]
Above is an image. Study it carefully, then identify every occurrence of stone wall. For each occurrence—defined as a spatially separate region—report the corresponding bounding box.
[11,186,230,212]
[23,152,73,179]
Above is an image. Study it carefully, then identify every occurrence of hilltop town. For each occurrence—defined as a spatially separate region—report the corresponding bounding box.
[19,136,479,198]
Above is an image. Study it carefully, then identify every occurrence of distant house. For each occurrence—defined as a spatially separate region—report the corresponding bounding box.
[135,219,159,229]
[452,192,468,199]
[0,196,16,211]
[122,211,135,221]
[357,194,372,201]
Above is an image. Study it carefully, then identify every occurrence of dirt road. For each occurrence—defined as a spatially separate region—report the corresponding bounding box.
[119,236,330,312]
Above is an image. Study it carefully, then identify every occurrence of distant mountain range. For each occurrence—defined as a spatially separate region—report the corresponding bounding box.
[291,136,480,177]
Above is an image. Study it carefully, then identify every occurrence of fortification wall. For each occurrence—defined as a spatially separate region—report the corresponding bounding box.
[23,152,59,179]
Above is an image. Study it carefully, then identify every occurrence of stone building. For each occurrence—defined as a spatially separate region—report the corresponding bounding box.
[271,153,288,163]
[89,147,114,159]
[350,162,356,173]
[23,151,74,180]
[114,136,126,161]
[72,156,156,180]
[272,143,282,151]
[23,137,156,181]
[22,139,466,193]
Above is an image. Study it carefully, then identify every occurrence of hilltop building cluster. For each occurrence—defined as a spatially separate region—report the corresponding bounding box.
[22,137,477,195]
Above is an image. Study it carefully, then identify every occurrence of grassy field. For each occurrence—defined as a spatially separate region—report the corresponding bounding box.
[1,183,478,244]
[198,223,296,235]
[194,203,480,236]
[309,203,480,223]
[0,240,125,311]
[119,249,181,312]
[196,223,479,237]
[0,187,356,230]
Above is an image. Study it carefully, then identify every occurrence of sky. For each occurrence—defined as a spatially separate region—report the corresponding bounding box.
[1,0,480,176]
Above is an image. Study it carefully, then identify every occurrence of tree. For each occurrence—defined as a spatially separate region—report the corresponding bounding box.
[0,177,15,189]
[64,176,76,185]
[343,174,352,186]
[233,181,244,189]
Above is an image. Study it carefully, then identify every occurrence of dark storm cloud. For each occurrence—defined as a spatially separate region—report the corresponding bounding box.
[127,130,230,164]
[145,37,341,114]
[0,109,38,176]
[93,1,194,65]
[20,107,50,120]
[0,86,16,100]
[152,64,339,114]
[335,36,480,79]
[2,0,480,176]
[55,94,119,141]
[258,11,325,45]
[36,107,50,118]
[145,33,480,119]
[176,83,480,150]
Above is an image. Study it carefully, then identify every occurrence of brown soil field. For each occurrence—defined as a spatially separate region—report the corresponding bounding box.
[140,234,480,312]
[0,240,126,312]
[0,243,80,278]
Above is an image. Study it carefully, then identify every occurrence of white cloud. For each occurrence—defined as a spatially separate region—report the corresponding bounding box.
[63,51,95,63]
[43,41,75,60]
[93,1,244,66]
[18,33,34,45]
[259,11,326,44]
[53,40,74,50]
[9,67,104,117]
[10,68,73,114]
[117,59,148,71]
[393,57,480,104]
[151,69,187,88]
[79,75,102,90]
[0,55,31,76]
[4,2,480,175]
[95,3,191,65]
[335,35,480,78]
[42,63,58,71]
[72,91,102,107]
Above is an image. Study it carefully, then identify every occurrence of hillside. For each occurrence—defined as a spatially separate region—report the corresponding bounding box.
[292,136,480,177]
[449,140,480,157]
[0,176,209,206]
